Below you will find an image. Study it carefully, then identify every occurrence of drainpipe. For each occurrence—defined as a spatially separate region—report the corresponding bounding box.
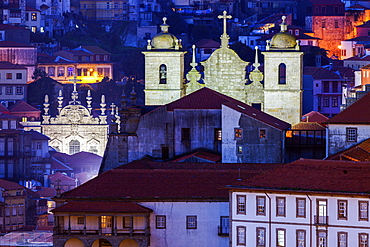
[265,192,271,247]
[307,194,312,247]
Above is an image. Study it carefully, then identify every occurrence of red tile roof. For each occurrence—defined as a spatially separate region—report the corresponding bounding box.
[77,46,110,54]
[35,186,57,197]
[292,122,326,130]
[171,151,221,162]
[62,164,282,200]
[0,179,25,190]
[229,159,370,194]
[0,41,34,47]
[304,67,341,80]
[326,138,370,161]
[52,201,152,213]
[194,39,220,48]
[302,111,329,123]
[0,104,9,113]
[0,61,26,69]
[164,88,290,130]
[325,92,370,124]
[8,100,40,113]
[29,130,49,140]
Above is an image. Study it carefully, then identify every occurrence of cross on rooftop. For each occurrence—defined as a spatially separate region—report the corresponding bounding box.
[218,11,232,48]
[68,74,82,104]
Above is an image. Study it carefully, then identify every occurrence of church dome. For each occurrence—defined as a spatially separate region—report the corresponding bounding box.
[150,17,180,49]
[270,32,297,49]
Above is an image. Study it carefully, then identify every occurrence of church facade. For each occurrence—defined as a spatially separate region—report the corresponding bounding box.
[41,82,108,157]
[143,14,303,126]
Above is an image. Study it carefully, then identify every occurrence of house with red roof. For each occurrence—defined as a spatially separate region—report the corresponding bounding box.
[194,39,220,62]
[325,91,370,156]
[8,100,41,131]
[227,158,370,247]
[52,159,282,247]
[100,87,290,173]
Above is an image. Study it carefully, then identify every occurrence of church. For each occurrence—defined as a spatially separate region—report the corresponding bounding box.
[41,79,108,157]
[143,14,303,126]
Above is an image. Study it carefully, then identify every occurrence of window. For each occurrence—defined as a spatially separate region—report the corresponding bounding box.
[57,67,64,77]
[10,121,16,129]
[104,68,110,77]
[123,216,132,228]
[332,97,338,107]
[101,216,112,228]
[296,198,306,218]
[317,231,327,247]
[359,201,368,221]
[6,73,12,80]
[252,103,261,110]
[219,216,229,235]
[16,73,22,79]
[323,97,329,107]
[18,204,24,215]
[48,67,55,76]
[259,129,266,138]
[214,128,222,141]
[338,232,347,247]
[277,229,285,247]
[31,12,37,20]
[297,230,306,247]
[67,67,74,76]
[12,205,16,216]
[69,140,80,155]
[346,128,357,142]
[0,139,4,155]
[156,215,166,229]
[295,30,299,36]
[181,128,190,141]
[237,226,246,245]
[5,206,10,216]
[31,26,36,33]
[22,116,27,122]
[77,217,84,225]
[278,63,286,84]
[186,216,197,229]
[338,200,347,220]
[257,227,266,246]
[237,195,246,214]
[235,128,242,139]
[237,145,243,155]
[5,86,12,95]
[335,21,339,28]
[360,233,369,247]
[322,21,326,28]
[16,86,23,95]
[276,197,286,216]
[317,200,327,224]
[159,64,167,84]
[256,196,266,215]
[8,162,13,177]
[2,121,8,130]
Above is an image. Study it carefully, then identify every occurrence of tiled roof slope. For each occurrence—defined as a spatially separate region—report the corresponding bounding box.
[228,159,370,194]
[0,61,26,69]
[0,179,25,190]
[292,122,326,130]
[326,138,370,161]
[171,151,221,162]
[8,100,40,113]
[166,88,290,130]
[302,111,329,123]
[304,67,341,80]
[61,164,282,200]
[52,201,152,213]
[325,92,370,124]
[194,39,220,48]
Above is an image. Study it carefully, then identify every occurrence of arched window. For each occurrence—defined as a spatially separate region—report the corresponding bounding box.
[69,140,80,155]
[278,63,286,84]
[159,64,167,84]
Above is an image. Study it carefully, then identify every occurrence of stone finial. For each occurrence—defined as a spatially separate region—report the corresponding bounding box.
[160,17,169,33]
[147,39,152,50]
[100,95,106,115]
[280,16,287,32]
[43,95,50,116]
[186,45,202,90]
[130,87,137,106]
[218,11,232,48]
[86,90,92,113]
[249,46,264,84]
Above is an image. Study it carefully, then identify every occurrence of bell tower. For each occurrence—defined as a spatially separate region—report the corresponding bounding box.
[262,16,303,125]
[142,18,187,105]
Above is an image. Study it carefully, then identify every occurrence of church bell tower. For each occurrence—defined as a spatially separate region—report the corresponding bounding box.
[142,18,187,105]
[262,16,303,125]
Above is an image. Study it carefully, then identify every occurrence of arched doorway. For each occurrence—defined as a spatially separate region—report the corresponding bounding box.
[64,238,84,247]
[119,239,140,247]
[92,239,112,247]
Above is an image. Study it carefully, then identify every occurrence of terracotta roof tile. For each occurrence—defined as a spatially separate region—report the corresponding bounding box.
[326,138,370,161]
[292,122,326,130]
[171,151,221,162]
[0,61,26,69]
[8,101,40,113]
[304,67,341,79]
[0,179,25,190]
[229,159,370,194]
[62,164,282,200]
[302,111,329,123]
[194,39,220,48]
[52,201,152,213]
[325,92,370,124]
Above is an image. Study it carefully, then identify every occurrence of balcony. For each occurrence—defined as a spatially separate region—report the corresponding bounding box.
[54,227,149,236]
[218,226,229,236]
[314,215,328,225]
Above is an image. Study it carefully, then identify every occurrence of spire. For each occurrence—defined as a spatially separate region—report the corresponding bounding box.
[218,11,232,48]
[100,95,106,115]
[186,45,202,91]
[43,95,49,115]
[249,46,264,84]
[68,74,82,105]
[57,89,63,114]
